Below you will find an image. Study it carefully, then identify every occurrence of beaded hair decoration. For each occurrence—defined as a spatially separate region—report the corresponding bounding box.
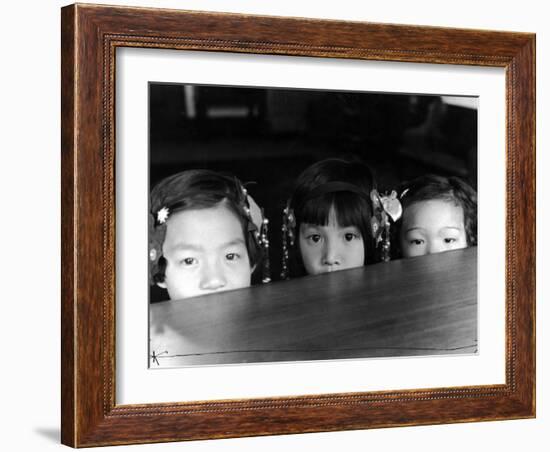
[370,190,403,262]
[281,185,402,278]
[280,203,296,280]
[149,180,271,285]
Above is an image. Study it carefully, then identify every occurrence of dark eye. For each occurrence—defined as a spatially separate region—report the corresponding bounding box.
[182,257,196,266]
[308,234,321,243]
[444,238,457,244]
[410,239,424,245]
[226,253,239,261]
[344,233,358,242]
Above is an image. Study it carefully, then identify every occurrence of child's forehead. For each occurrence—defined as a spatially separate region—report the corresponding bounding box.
[166,204,243,235]
[404,199,464,224]
[407,198,461,210]
[173,201,238,220]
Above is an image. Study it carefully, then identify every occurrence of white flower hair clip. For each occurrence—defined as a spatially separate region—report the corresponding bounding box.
[156,206,170,225]
[377,190,403,222]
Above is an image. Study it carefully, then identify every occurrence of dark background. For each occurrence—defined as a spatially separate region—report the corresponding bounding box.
[149,83,477,302]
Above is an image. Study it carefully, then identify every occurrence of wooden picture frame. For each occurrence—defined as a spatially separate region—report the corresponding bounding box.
[61,3,535,447]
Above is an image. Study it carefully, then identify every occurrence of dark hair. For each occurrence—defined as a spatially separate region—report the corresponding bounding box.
[149,169,263,284]
[286,159,377,276]
[395,174,477,256]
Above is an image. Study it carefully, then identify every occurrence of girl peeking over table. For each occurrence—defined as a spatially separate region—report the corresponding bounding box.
[149,169,269,301]
[395,174,477,258]
[281,158,402,279]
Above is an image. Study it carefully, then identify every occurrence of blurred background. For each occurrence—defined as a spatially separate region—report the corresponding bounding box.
[149,83,477,300]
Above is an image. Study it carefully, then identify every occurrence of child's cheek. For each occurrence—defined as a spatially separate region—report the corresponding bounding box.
[401,241,421,258]
[232,265,252,289]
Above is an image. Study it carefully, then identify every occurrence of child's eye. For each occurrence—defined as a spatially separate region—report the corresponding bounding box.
[307,234,322,244]
[444,238,457,244]
[344,233,359,242]
[225,253,240,261]
[181,257,197,266]
[409,239,424,245]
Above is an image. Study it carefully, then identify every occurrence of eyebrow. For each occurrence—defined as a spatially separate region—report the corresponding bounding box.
[221,238,247,248]
[169,243,203,253]
[405,226,462,233]
[404,227,425,233]
[169,238,246,252]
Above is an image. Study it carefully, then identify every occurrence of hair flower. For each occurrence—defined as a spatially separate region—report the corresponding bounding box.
[148,212,167,285]
[379,190,403,222]
[370,189,403,262]
[157,206,170,224]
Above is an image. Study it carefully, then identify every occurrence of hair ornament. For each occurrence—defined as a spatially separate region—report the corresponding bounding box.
[245,194,262,232]
[259,211,271,283]
[380,190,403,222]
[150,205,172,284]
[399,188,410,199]
[241,185,271,283]
[148,212,167,285]
[280,204,296,280]
[156,206,170,225]
[370,189,402,262]
[282,206,296,245]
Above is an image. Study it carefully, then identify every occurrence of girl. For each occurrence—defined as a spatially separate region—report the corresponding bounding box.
[149,169,268,301]
[397,174,477,258]
[281,158,380,278]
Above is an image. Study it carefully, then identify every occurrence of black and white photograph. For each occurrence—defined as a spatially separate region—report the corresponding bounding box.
[148,83,478,367]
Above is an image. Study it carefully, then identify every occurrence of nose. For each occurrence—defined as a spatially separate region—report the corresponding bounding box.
[322,239,341,266]
[426,240,445,255]
[199,261,227,291]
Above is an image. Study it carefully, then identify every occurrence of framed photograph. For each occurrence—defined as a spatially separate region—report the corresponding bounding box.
[61,3,535,447]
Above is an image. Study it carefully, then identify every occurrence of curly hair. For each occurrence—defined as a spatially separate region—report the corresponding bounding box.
[394,174,477,257]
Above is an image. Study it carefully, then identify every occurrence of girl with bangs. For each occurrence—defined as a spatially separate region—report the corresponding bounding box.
[281,158,377,278]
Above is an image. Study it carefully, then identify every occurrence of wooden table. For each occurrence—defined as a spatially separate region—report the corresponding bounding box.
[149,247,477,367]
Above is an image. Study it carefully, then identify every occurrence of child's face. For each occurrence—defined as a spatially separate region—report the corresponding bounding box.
[158,203,252,300]
[400,199,468,258]
[298,208,365,275]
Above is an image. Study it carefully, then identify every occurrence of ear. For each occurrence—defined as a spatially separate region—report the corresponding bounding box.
[156,281,167,289]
